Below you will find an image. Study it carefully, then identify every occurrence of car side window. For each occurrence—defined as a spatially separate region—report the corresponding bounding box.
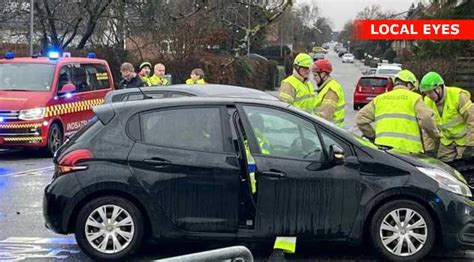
[169,92,193,98]
[319,127,352,156]
[242,106,323,161]
[84,64,110,90]
[141,107,224,153]
[57,65,73,91]
[125,92,165,101]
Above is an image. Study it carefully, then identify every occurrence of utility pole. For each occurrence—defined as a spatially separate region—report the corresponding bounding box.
[29,0,34,56]
[247,0,250,55]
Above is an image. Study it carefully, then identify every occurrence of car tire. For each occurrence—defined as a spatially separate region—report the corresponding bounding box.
[353,104,359,110]
[75,196,145,261]
[370,200,435,261]
[46,123,63,156]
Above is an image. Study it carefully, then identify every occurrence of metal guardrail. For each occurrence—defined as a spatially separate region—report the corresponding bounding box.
[156,246,254,262]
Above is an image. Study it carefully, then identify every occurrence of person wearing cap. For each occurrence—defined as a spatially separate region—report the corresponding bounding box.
[118,62,147,89]
[138,62,152,86]
[186,68,207,85]
[149,63,170,86]
[312,59,346,127]
[356,70,440,153]
[278,53,316,112]
[419,72,474,162]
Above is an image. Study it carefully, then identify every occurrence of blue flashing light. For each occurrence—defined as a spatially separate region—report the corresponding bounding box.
[4,51,15,59]
[47,51,60,59]
[65,93,73,98]
[434,197,441,203]
[87,52,96,59]
[0,116,4,122]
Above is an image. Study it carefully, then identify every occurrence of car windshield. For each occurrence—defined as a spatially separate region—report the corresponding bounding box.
[377,68,400,75]
[0,63,55,91]
[359,78,388,87]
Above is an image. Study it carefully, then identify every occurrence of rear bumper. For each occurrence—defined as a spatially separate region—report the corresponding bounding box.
[0,121,49,148]
[353,92,377,106]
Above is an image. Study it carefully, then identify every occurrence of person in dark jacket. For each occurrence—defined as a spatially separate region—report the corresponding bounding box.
[119,62,146,89]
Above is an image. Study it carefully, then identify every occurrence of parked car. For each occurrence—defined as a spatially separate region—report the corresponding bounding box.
[44,96,474,261]
[375,64,402,76]
[104,84,278,103]
[363,68,377,75]
[311,52,325,61]
[342,53,355,63]
[353,75,394,110]
[338,48,348,57]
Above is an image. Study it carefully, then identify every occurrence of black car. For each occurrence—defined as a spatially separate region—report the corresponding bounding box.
[104,84,278,103]
[44,97,474,261]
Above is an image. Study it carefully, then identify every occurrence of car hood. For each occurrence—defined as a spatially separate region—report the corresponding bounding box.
[387,149,467,183]
[0,91,51,110]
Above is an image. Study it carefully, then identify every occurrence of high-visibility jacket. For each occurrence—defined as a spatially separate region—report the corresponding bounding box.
[140,76,151,86]
[373,87,424,153]
[149,75,169,86]
[425,87,471,146]
[186,79,206,85]
[280,75,316,112]
[314,79,346,127]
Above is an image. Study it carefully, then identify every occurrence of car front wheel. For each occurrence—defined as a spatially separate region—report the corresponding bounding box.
[75,196,144,261]
[370,200,435,261]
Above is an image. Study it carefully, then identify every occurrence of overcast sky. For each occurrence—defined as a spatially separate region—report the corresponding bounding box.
[297,0,422,31]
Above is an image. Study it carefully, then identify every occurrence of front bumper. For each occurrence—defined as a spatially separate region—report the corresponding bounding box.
[0,121,48,148]
[435,189,474,250]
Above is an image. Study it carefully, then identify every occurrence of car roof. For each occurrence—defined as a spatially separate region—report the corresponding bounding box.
[0,57,107,64]
[360,75,391,79]
[104,84,278,102]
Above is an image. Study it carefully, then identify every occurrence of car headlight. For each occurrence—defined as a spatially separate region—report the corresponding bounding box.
[417,167,472,197]
[18,108,46,120]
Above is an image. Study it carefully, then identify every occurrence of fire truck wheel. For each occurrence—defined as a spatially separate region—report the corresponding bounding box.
[46,123,63,156]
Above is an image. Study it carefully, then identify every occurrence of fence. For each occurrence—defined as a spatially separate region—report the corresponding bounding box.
[454,57,474,98]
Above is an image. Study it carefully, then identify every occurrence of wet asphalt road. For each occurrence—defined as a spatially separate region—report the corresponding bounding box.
[1,51,474,261]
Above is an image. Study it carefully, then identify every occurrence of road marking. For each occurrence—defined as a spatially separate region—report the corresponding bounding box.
[0,166,54,178]
[0,237,76,245]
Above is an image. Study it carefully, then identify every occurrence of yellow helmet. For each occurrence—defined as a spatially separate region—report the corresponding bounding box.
[294,53,312,68]
[394,70,418,90]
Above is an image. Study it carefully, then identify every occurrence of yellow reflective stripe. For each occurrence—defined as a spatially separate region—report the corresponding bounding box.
[45,98,104,117]
[445,130,466,139]
[274,237,297,253]
[0,123,42,129]
[439,116,463,129]
[375,113,417,122]
[279,92,294,103]
[294,93,315,102]
[336,104,345,111]
[249,172,256,194]
[377,132,421,142]
[4,137,42,142]
[460,101,472,114]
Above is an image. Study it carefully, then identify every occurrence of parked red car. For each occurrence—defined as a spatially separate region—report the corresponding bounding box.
[353,75,393,110]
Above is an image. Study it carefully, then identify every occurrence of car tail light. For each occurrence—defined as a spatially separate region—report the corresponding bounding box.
[356,85,362,92]
[56,149,93,176]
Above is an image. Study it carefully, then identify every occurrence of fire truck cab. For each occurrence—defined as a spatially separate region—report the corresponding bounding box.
[0,51,114,155]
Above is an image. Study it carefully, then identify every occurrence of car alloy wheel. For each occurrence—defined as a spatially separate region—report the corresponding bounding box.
[85,204,135,254]
[379,208,427,257]
[47,123,63,155]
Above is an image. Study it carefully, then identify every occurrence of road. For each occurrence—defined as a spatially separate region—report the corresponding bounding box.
[1,51,473,261]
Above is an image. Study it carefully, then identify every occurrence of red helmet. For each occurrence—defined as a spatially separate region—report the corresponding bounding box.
[312,59,333,74]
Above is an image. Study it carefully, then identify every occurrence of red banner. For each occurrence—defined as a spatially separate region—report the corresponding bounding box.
[353,20,474,40]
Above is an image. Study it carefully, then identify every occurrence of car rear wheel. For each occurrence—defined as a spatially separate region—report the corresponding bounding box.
[46,123,63,156]
[370,200,435,261]
[75,196,144,261]
[353,104,359,110]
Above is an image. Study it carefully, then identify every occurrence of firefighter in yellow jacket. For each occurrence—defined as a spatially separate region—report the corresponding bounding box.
[186,68,206,85]
[311,59,346,127]
[356,70,440,153]
[420,71,474,162]
[278,53,316,112]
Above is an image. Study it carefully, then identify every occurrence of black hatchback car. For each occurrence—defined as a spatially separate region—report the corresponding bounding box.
[44,97,474,261]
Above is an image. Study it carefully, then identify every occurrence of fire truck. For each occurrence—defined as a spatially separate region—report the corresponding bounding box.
[0,51,114,155]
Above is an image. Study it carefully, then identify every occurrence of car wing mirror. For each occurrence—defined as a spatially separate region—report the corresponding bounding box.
[59,83,76,96]
[329,144,345,165]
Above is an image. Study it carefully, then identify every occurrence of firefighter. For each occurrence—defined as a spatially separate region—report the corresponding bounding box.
[138,62,152,86]
[186,68,206,85]
[149,63,170,86]
[312,59,346,127]
[278,53,316,112]
[356,70,440,153]
[419,71,474,162]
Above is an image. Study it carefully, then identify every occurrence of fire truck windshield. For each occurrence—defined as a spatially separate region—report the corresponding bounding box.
[0,63,55,92]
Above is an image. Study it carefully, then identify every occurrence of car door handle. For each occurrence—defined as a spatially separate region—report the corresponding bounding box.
[143,158,171,167]
[261,170,286,179]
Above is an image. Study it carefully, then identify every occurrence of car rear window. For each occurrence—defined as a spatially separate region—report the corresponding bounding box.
[359,78,389,87]
[377,68,400,75]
